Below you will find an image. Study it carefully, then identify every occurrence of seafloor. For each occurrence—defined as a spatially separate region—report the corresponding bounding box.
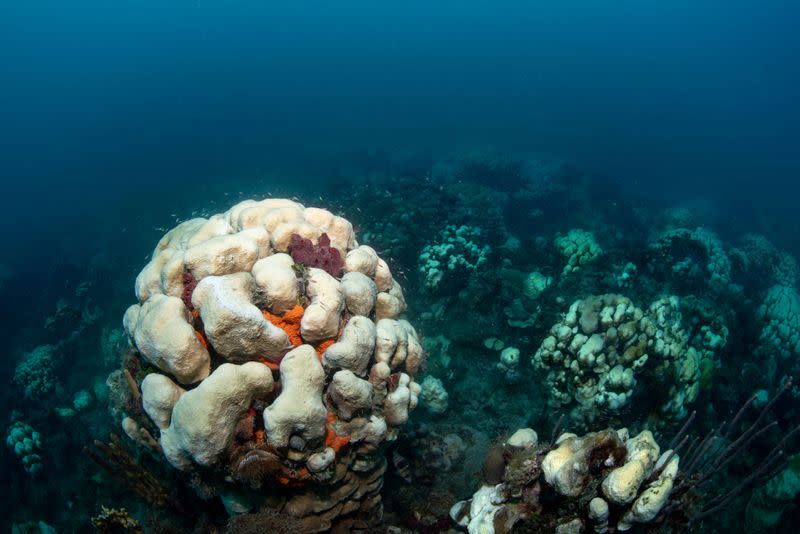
[3,149,799,534]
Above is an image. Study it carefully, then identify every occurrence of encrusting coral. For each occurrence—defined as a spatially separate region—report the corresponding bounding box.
[115,198,425,531]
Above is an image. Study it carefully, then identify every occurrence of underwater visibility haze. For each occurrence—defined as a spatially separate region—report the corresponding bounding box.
[2,2,800,533]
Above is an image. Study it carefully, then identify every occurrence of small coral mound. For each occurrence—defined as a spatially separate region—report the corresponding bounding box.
[13,345,59,401]
[420,375,449,415]
[451,426,679,533]
[419,225,490,290]
[116,198,424,531]
[554,228,602,278]
[6,420,44,476]
[649,227,738,294]
[496,346,522,383]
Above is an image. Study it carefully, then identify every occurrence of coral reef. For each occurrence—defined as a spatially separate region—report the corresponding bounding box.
[5,151,800,534]
[224,508,306,533]
[115,198,424,531]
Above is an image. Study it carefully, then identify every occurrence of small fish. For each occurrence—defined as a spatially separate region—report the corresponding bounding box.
[392,450,412,483]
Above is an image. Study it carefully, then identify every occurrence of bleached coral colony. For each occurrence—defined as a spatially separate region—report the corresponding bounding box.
[117,198,424,531]
[533,294,725,429]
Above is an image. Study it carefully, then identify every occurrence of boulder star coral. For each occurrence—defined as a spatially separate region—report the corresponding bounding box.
[117,198,425,532]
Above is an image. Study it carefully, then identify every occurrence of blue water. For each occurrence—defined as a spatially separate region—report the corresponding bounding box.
[2,2,799,532]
